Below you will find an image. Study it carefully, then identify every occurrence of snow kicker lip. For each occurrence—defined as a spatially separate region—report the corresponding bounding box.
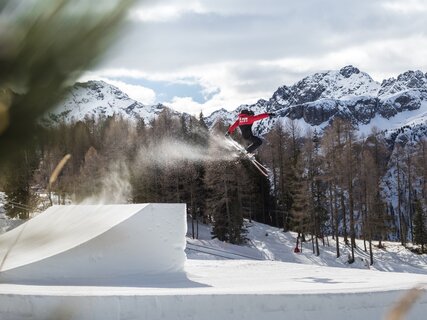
[0,203,187,284]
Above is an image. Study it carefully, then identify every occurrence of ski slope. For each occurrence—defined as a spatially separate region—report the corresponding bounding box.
[0,205,426,319]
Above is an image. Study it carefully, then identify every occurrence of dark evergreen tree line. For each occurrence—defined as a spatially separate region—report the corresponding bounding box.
[0,112,426,254]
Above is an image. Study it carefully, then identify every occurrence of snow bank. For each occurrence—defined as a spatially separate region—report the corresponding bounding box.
[0,204,187,284]
[0,260,426,320]
[0,289,424,320]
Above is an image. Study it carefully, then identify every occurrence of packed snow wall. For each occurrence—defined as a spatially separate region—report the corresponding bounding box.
[0,204,187,284]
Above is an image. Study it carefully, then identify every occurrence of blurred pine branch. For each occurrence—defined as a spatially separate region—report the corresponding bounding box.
[0,0,134,166]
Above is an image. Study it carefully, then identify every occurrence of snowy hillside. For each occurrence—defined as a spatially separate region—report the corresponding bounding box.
[187,220,427,274]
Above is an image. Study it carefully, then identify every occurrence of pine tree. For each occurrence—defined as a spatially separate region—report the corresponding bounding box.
[205,161,247,244]
[205,120,247,244]
[290,153,309,245]
[413,199,427,252]
[394,145,407,245]
[304,129,328,256]
[322,120,345,258]
[2,146,40,218]
[263,122,289,228]
[342,121,357,262]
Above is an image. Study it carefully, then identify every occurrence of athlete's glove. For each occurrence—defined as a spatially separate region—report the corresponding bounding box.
[225,132,230,137]
[268,112,276,117]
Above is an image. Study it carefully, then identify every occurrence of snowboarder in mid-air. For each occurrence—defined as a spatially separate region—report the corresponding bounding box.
[225,109,275,154]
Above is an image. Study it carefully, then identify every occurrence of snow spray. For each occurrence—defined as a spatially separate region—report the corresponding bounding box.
[79,161,132,204]
[135,135,238,168]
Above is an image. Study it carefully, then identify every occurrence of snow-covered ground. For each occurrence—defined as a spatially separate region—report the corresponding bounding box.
[186,220,427,274]
[0,193,24,233]
[1,259,426,320]
[0,192,5,217]
[0,206,426,319]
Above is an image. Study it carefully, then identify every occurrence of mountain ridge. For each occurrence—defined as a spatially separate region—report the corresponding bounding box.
[46,80,181,125]
[205,65,427,137]
[50,66,427,141]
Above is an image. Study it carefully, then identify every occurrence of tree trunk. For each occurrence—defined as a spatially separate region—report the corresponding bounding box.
[224,177,231,240]
[334,186,340,258]
[311,233,315,254]
[341,192,348,246]
[348,189,355,262]
[329,183,335,240]
[347,132,356,262]
[315,234,320,256]
[397,158,406,245]
[407,153,414,242]
[190,190,195,239]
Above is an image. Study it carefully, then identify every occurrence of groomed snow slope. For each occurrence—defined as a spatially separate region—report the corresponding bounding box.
[0,260,426,320]
[0,204,187,284]
[0,206,426,319]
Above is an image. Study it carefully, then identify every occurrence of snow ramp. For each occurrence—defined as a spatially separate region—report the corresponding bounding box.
[0,204,187,284]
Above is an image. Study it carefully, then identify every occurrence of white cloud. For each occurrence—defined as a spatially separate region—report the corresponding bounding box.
[109,80,156,105]
[92,0,427,114]
[79,73,156,105]
[91,32,427,115]
[382,0,427,14]
[130,1,206,22]
[166,96,204,115]
[166,93,254,116]
[282,35,427,82]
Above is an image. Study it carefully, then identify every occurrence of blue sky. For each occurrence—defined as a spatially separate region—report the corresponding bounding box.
[113,77,214,104]
[86,0,427,115]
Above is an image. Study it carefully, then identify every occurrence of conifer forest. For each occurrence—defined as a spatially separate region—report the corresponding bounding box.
[1,110,426,264]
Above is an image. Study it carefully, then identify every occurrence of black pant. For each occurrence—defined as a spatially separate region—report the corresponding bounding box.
[245,135,262,153]
[239,125,262,153]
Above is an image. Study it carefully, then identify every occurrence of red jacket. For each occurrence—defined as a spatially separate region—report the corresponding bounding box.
[228,113,269,134]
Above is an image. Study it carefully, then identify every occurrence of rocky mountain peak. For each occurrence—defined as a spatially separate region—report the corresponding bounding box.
[379,70,427,97]
[270,65,379,108]
[205,66,427,137]
[397,70,427,90]
[50,67,427,144]
[339,65,360,78]
[46,81,177,124]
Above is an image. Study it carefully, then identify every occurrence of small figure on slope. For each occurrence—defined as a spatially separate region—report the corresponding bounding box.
[225,109,275,154]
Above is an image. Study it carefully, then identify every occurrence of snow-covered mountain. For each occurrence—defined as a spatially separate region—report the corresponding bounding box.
[46,80,179,124]
[49,67,427,143]
[206,66,427,139]
[273,65,380,104]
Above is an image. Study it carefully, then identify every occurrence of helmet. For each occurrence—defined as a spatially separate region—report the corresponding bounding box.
[240,109,254,115]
